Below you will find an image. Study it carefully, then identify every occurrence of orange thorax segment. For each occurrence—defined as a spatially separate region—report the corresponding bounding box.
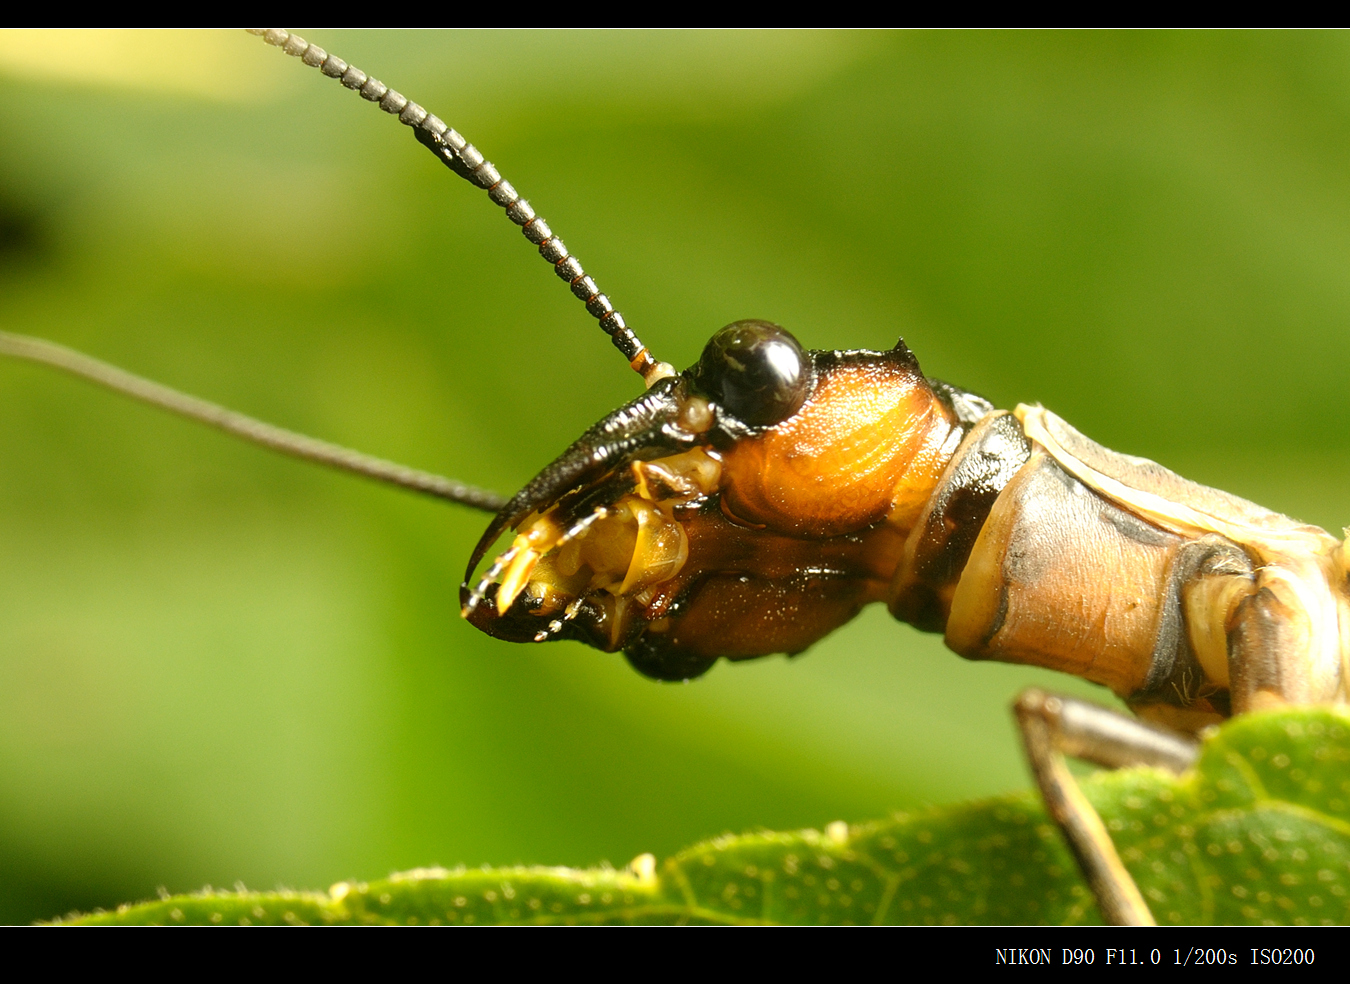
[719,360,958,537]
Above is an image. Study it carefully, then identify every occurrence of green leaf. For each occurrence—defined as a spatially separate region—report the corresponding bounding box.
[59,707,1350,925]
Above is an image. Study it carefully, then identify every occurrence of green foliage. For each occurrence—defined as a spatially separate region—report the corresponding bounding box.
[4,30,1350,924]
[62,708,1350,925]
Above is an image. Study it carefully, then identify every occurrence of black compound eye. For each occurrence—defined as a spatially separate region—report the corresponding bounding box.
[691,320,811,427]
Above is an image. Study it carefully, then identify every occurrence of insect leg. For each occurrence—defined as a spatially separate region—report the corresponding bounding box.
[1013,688,1199,926]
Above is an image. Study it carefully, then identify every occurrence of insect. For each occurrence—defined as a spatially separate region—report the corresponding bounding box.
[2,28,1350,923]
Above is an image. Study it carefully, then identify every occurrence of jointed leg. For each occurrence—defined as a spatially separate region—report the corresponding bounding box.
[1013,688,1199,926]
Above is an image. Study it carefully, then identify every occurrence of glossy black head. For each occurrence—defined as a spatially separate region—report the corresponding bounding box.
[689,320,813,428]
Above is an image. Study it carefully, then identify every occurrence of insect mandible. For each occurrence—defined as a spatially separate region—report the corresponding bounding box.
[1,30,1347,924]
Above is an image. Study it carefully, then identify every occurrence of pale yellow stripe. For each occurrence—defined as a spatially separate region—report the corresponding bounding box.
[0,29,289,102]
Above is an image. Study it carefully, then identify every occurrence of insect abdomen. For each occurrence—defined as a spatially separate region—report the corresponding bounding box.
[896,403,1348,731]
[889,410,1031,633]
[890,409,1233,729]
[943,446,1230,722]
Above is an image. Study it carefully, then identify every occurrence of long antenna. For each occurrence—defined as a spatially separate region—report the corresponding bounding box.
[250,29,676,389]
[0,330,506,513]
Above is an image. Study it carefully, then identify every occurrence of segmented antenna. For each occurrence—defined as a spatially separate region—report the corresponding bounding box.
[251,29,676,389]
[0,330,506,513]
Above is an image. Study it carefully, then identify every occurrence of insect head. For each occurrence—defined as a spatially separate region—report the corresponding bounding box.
[463,320,971,681]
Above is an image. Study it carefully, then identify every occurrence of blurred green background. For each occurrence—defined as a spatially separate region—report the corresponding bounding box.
[0,30,1347,924]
